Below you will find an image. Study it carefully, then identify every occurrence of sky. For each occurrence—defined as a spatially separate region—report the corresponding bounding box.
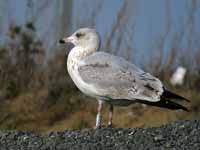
[73,0,200,64]
[0,0,200,67]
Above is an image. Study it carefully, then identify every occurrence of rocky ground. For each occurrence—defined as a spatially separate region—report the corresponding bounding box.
[0,120,199,150]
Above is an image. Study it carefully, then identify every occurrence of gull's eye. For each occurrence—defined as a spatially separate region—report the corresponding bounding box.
[75,32,84,38]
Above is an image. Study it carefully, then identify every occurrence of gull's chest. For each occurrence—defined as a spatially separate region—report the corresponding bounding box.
[67,55,83,87]
[67,51,99,97]
[67,48,82,74]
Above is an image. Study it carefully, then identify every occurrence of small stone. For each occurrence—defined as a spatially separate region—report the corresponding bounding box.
[154,135,163,141]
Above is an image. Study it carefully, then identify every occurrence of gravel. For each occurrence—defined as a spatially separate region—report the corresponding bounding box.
[0,120,199,150]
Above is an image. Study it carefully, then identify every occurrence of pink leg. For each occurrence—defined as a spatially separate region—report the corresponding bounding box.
[108,104,113,127]
[95,100,103,129]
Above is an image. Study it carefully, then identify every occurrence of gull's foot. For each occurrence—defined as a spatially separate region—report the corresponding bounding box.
[93,124,106,129]
[107,124,113,128]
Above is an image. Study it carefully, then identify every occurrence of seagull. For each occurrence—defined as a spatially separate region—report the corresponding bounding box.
[59,28,190,128]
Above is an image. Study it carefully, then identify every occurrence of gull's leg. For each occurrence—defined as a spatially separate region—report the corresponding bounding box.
[108,104,113,128]
[95,100,103,129]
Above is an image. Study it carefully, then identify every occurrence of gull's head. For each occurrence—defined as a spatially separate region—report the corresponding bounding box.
[59,28,100,50]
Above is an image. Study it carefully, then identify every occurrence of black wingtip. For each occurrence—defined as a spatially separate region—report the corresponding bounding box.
[163,88,191,103]
[177,103,190,112]
[136,98,190,112]
[160,98,190,112]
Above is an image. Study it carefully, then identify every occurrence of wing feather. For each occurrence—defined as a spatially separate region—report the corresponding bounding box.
[78,52,163,102]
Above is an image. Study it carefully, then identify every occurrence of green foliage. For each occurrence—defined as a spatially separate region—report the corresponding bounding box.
[26,21,35,31]
[0,22,45,93]
[13,26,21,34]
[6,80,18,98]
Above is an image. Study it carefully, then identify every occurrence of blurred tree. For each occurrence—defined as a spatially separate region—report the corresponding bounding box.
[0,22,45,96]
[0,0,73,52]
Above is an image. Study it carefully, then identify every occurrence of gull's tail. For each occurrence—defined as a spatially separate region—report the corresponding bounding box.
[136,97,190,112]
[162,88,190,102]
[154,98,189,112]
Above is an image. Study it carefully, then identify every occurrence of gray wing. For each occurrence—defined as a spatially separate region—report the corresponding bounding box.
[78,52,164,102]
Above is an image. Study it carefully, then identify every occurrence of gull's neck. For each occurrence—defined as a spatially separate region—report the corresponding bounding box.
[69,44,99,61]
[67,45,98,73]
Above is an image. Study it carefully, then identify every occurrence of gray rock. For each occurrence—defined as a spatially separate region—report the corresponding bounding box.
[0,120,199,150]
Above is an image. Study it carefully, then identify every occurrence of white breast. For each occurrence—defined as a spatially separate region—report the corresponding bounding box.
[67,47,100,98]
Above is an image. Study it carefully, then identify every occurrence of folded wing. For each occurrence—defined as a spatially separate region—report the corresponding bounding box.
[78,52,164,102]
